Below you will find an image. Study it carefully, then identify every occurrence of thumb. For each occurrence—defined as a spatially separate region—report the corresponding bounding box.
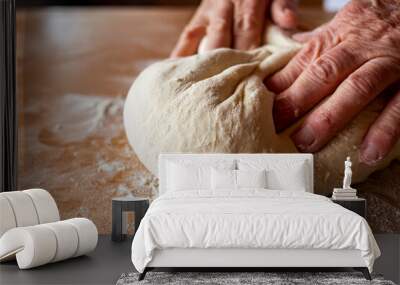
[271,0,298,29]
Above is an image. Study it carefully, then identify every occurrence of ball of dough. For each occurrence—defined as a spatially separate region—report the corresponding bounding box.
[124,27,400,194]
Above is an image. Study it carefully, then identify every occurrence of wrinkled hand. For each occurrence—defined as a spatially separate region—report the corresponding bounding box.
[266,0,400,166]
[171,0,298,57]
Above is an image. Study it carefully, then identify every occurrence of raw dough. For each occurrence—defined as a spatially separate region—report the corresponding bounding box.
[123,27,400,194]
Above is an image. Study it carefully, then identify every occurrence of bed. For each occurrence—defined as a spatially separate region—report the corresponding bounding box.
[131,153,380,281]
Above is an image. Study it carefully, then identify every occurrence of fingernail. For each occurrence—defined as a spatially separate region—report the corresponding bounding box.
[249,44,259,50]
[283,7,293,14]
[283,6,297,19]
[281,7,297,29]
[291,125,316,152]
[265,77,279,93]
[360,143,383,166]
[273,96,297,132]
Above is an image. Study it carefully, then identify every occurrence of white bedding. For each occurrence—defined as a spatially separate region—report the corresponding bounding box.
[131,190,380,273]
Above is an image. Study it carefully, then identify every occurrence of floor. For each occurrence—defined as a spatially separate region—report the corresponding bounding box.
[1,234,399,285]
[0,236,133,285]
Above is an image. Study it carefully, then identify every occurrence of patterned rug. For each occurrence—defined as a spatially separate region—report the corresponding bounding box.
[116,271,396,285]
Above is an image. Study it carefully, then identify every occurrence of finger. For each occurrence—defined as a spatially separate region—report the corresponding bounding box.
[273,43,366,132]
[292,23,328,43]
[290,58,400,153]
[266,25,339,94]
[271,0,298,29]
[292,31,314,43]
[360,89,400,165]
[202,1,233,51]
[265,44,313,93]
[233,0,267,50]
[170,13,207,58]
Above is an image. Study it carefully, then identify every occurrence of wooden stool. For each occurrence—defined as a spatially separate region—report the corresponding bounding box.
[111,197,149,242]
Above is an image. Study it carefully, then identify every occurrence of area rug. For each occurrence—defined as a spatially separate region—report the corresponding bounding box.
[116,272,396,285]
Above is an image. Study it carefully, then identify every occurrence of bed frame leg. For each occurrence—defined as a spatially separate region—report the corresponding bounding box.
[138,268,148,281]
[354,267,371,280]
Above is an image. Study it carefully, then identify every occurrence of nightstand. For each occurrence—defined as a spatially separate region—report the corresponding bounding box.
[331,198,366,218]
[112,197,149,242]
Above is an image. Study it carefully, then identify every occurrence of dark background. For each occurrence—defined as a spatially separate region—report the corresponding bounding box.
[17,0,201,6]
[16,0,321,7]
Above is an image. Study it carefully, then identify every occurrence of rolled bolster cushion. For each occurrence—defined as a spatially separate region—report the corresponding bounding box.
[0,225,57,268]
[64,218,98,257]
[42,221,79,263]
[0,189,60,238]
[0,218,98,269]
[0,196,17,237]
[23,189,60,224]
[0,191,40,228]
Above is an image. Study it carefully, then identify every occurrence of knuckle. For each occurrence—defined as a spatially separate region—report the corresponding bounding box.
[210,18,230,33]
[182,25,202,40]
[296,51,311,69]
[246,0,259,10]
[308,55,340,85]
[295,42,317,68]
[346,73,375,102]
[321,26,341,46]
[218,5,232,15]
[315,109,337,134]
[377,122,400,141]
[306,38,323,58]
[233,0,259,10]
[388,100,400,118]
[235,13,258,33]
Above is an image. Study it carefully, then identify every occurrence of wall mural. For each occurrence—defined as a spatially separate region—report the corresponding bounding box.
[17,7,399,234]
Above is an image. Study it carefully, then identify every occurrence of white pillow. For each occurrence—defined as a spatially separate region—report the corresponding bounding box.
[268,166,307,191]
[238,159,309,191]
[211,168,236,190]
[167,162,210,191]
[166,159,236,191]
[211,169,267,190]
[237,169,267,188]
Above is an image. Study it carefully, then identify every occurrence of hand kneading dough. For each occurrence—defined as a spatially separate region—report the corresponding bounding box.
[124,27,400,194]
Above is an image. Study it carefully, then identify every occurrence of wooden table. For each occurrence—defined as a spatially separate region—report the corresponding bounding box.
[17,7,192,234]
[16,6,400,234]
